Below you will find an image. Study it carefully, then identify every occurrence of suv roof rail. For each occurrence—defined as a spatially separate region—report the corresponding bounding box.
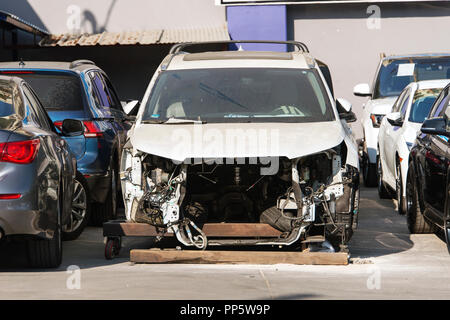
[70,59,96,69]
[169,40,309,55]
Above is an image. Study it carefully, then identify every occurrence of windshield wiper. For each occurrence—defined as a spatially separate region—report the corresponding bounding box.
[198,83,248,110]
[163,118,206,124]
[142,117,206,124]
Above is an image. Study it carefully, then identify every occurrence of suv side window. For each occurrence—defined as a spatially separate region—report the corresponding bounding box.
[101,74,121,109]
[89,71,107,108]
[430,87,449,118]
[439,100,449,117]
[89,71,120,110]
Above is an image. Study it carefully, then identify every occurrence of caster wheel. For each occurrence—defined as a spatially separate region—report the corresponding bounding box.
[105,238,121,260]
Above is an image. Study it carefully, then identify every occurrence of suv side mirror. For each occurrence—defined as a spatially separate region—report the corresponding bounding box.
[336,98,356,123]
[386,112,403,127]
[61,119,84,136]
[421,117,449,137]
[123,100,140,116]
[353,83,371,97]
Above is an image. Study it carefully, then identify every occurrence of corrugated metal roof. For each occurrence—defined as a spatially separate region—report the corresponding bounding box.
[39,25,229,47]
[0,10,50,37]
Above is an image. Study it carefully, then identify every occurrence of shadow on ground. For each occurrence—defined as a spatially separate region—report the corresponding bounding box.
[0,226,155,271]
[0,184,444,271]
[348,185,414,258]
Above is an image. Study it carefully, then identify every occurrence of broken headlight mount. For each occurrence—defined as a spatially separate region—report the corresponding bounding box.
[120,149,208,249]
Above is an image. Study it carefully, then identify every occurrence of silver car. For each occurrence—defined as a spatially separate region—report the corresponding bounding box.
[0,75,84,268]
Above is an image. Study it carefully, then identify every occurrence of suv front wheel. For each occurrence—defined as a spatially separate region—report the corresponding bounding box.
[63,172,90,240]
[406,162,435,234]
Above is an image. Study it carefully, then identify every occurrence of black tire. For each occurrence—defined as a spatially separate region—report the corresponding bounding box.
[105,238,121,260]
[395,160,406,215]
[377,156,391,199]
[62,172,91,241]
[27,195,63,268]
[91,162,118,226]
[406,162,435,234]
[363,152,377,187]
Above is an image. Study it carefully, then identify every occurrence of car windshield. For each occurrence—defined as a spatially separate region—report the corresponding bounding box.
[409,88,441,123]
[142,68,335,123]
[16,72,85,111]
[373,58,450,99]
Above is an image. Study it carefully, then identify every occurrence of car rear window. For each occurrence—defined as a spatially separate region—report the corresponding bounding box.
[0,82,14,118]
[16,72,85,111]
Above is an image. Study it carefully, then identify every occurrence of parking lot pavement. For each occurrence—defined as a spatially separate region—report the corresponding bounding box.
[0,186,450,300]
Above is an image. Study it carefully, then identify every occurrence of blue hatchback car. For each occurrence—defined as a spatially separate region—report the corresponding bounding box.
[0,60,130,232]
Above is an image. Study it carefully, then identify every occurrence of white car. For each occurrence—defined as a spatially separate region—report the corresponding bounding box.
[377,79,450,214]
[354,53,450,187]
[120,40,360,252]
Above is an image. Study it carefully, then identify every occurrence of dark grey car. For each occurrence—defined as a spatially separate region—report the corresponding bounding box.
[0,75,84,268]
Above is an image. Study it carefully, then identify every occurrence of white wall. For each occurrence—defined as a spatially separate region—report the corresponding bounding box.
[1,0,225,34]
[289,2,450,138]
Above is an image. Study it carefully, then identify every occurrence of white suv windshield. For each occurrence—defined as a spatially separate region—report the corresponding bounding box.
[373,58,450,99]
[142,68,334,123]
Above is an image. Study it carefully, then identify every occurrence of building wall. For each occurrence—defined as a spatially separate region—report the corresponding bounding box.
[288,2,450,137]
[1,0,226,34]
[227,5,287,51]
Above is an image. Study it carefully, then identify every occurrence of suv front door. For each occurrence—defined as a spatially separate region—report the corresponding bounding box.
[422,94,450,224]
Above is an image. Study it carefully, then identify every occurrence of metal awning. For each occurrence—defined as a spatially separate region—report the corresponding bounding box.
[39,25,230,47]
[0,10,50,37]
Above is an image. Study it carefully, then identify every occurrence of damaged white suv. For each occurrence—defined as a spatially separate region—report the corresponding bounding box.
[120,41,360,252]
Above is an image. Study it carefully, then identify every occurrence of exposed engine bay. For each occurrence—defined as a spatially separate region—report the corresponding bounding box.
[120,143,359,252]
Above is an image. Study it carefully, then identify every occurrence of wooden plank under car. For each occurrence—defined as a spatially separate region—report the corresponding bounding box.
[103,221,282,238]
[130,249,349,265]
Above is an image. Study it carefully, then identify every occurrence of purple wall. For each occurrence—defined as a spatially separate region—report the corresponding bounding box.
[226,5,287,52]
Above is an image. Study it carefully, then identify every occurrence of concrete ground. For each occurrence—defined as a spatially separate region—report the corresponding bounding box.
[0,186,449,299]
